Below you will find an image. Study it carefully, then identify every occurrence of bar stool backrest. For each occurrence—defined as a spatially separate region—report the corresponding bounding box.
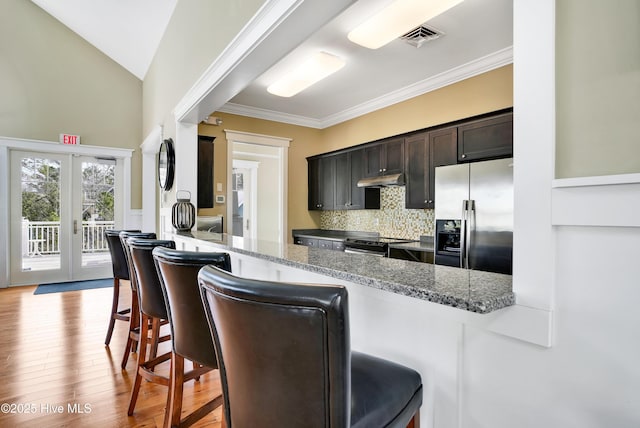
[153,247,231,369]
[105,229,140,280]
[198,265,350,427]
[128,238,175,319]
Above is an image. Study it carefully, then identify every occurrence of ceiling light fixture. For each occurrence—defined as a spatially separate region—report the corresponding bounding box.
[267,51,346,98]
[347,0,463,49]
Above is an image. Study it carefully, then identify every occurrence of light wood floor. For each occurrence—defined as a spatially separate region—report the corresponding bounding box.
[0,284,223,428]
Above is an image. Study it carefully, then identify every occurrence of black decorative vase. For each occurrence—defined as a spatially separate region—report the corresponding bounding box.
[172,190,195,232]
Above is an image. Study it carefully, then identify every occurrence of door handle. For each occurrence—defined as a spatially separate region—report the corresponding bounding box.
[460,200,469,269]
[74,220,78,234]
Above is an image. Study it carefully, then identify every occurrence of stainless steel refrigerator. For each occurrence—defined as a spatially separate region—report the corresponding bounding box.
[434,158,513,274]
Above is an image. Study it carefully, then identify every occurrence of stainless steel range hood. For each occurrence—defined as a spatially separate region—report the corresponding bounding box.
[357,173,405,188]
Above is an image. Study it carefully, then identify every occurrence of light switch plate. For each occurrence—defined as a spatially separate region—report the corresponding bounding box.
[215,195,225,204]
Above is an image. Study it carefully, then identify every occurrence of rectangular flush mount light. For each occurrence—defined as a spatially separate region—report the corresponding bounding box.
[348,0,463,49]
[267,51,345,97]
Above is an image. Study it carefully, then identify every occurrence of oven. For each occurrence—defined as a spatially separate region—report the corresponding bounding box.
[343,237,415,257]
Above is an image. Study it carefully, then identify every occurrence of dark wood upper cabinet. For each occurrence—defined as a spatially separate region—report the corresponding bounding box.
[197,136,215,208]
[334,152,350,209]
[404,133,429,209]
[335,149,380,210]
[364,137,404,177]
[405,128,457,209]
[309,149,380,211]
[308,155,335,210]
[428,127,458,206]
[457,112,513,162]
[309,109,511,212]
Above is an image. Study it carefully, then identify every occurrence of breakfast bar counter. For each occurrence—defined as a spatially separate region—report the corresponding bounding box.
[166,231,514,314]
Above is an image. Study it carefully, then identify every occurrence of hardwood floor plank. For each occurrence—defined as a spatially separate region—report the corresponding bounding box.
[0,285,223,428]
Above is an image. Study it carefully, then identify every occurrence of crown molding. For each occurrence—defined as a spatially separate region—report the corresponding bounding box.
[220,46,514,129]
[219,103,324,129]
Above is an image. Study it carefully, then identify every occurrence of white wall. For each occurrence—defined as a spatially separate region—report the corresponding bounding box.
[462,224,640,427]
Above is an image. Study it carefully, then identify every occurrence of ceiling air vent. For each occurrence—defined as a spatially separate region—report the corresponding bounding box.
[400,25,443,48]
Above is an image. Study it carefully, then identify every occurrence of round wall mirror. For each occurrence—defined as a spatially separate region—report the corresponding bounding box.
[158,138,175,191]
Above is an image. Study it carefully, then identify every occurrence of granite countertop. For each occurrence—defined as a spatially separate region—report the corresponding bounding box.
[171,231,514,314]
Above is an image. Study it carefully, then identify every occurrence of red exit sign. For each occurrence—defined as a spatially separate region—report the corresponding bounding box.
[60,134,81,145]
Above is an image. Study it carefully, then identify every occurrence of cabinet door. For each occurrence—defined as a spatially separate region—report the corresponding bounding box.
[307,157,321,210]
[363,144,383,177]
[383,137,405,174]
[404,133,429,209]
[308,156,335,210]
[319,156,336,210]
[348,149,366,209]
[296,237,318,247]
[428,127,458,209]
[457,112,512,162]
[334,153,350,209]
[318,239,333,250]
[405,128,456,209]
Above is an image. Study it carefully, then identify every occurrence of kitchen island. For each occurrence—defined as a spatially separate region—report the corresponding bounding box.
[166,230,513,314]
[163,231,548,428]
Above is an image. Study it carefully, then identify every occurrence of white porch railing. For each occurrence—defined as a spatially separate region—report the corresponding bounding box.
[22,219,115,256]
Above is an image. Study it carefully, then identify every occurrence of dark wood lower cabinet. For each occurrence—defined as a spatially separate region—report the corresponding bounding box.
[294,236,345,251]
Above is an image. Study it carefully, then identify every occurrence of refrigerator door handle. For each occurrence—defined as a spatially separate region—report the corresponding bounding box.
[460,200,469,269]
[466,200,475,269]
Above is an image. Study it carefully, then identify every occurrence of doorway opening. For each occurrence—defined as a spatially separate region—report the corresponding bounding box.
[231,160,259,239]
[225,130,290,244]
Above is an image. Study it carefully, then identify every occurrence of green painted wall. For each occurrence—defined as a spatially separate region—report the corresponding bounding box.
[142,0,265,138]
[556,0,640,178]
[0,0,143,207]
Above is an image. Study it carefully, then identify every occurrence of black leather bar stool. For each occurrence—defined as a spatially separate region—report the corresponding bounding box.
[119,231,156,369]
[199,265,423,428]
[104,229,140,346]
[126,238,175,421]
[153,247,231,428]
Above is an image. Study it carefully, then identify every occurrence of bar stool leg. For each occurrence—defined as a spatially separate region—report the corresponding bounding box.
[105,278,130,346]
[120,289,140,369]
[166,352,185,428]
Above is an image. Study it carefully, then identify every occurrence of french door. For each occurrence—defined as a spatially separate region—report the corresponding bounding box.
[10,151,121,285]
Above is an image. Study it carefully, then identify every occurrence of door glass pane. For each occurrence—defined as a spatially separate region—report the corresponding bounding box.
[20,156,61,272]
[80,160,115,268]
[232,169,244,237]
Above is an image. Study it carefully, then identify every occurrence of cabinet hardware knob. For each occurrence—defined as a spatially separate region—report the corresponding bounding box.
[461,154,467,158]
[379,168,382,172]
[383,168,386,172]
[428,200,433,204]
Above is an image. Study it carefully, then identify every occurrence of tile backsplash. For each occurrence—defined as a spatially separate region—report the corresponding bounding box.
[319,186,434,239]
